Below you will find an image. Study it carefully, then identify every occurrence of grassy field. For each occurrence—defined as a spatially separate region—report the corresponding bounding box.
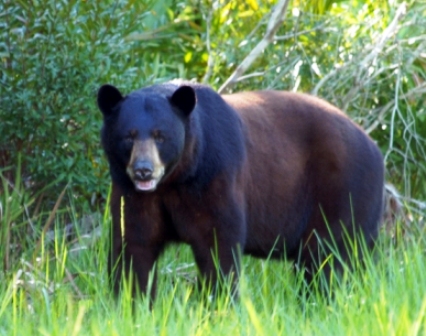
[0,186,425,336]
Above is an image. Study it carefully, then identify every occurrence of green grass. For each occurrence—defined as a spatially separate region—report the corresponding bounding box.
[1,190,425,336]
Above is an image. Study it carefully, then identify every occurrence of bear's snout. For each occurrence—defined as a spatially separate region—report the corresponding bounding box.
[133,161,153,181]
[125,139,166,192]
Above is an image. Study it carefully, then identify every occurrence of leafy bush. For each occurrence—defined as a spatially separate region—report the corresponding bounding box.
[1,0,425,208]
[0,0,202,206]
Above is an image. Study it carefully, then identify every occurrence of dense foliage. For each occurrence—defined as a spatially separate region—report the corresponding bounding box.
[0,0,188,205]
[1,0,425,207]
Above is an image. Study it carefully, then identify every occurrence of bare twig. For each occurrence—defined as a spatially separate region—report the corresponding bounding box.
[218,0,290,93]
[274,24,331,41]
[33,184,68,258]
[202,9,214,84]
[242,11,269,43]
[365,82,426,134]
[65,268,85,300]
[234,72,266,82]
[312,64,343,96]
[359,2,407,69]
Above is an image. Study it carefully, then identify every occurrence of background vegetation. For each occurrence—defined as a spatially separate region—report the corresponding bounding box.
[0,0,425,334]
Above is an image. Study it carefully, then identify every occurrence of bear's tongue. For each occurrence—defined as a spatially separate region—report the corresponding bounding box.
[135,179,156,192]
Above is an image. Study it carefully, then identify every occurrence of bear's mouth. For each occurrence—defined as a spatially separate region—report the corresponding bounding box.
[134,178,158,192]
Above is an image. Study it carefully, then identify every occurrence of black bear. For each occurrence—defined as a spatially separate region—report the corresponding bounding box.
[97,80,384,300]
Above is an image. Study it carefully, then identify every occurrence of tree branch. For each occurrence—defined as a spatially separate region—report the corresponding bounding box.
[359,2,407,70]
[218,0,290,94]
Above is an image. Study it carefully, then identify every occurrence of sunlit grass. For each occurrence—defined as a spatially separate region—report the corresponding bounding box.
[0,180,425,336]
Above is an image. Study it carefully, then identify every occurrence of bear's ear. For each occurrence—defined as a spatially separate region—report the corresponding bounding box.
[170,85,196,116]
[97,84,124,117]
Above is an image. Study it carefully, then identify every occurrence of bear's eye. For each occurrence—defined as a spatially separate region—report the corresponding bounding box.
[124,130,137,143]
[152,131,165,144]
[124,136,133,143]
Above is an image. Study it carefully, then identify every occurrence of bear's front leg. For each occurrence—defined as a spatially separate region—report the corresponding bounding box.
[191,241,241,297]
[108,236,162,300]
[189,208,246,297]
[109,189,165,301]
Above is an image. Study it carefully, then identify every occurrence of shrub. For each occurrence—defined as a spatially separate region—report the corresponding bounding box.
[0,0,201,206]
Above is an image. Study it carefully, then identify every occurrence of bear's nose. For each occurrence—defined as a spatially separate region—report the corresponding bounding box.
[133,161,153,180]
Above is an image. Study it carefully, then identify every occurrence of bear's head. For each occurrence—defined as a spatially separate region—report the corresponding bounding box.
[97,84,196,192]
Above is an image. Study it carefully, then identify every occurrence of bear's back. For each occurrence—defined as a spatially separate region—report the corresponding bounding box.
[222,90,384,258]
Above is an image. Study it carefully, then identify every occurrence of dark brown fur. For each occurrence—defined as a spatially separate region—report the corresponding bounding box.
[225,91,383,280]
